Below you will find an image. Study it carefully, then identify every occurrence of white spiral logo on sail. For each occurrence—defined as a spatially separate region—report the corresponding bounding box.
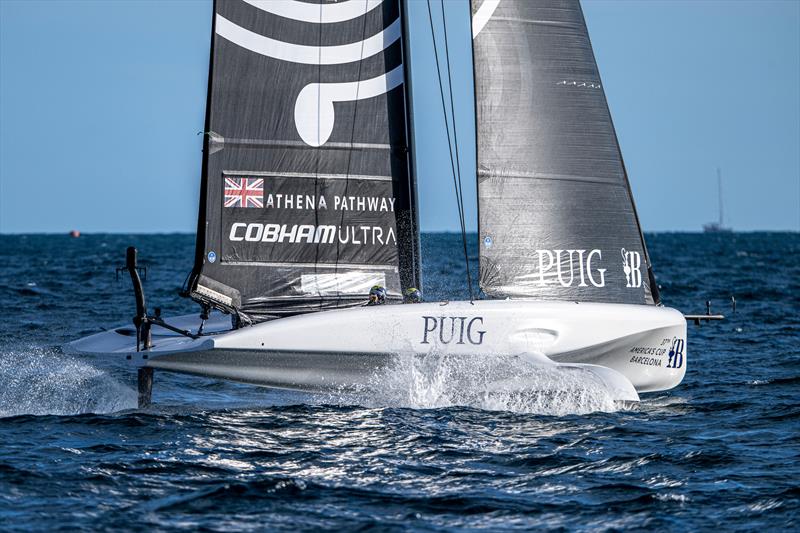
[215,0,401,147]
[241,0,385,24]
[216,0,501,147]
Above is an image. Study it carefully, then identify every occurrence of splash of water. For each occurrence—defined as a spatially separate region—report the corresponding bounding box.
[336,352,629,416]
[0,347,136,417]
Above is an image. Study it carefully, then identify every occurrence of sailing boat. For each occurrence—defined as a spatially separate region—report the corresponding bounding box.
[70,0,693,407]
[703,168,732,232]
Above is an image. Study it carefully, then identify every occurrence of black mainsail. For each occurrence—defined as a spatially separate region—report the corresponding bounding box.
[189,0,419,322]
[471,0,658,305]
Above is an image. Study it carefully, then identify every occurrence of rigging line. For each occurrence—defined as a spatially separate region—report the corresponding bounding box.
[399,0,420,290]
[439,0,471,295]
[426,0,474,302]
[438,0,466,215]
[427,0,472,302]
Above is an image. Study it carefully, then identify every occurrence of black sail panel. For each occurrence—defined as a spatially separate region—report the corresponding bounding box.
[189,0,419,321]
[471,0,656,305]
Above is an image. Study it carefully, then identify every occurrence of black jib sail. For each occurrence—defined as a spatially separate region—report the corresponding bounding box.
[188,0,419,322]
[471,0,658,305]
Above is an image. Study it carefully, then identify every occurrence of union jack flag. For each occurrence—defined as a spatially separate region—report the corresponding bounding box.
[224,177,263,208]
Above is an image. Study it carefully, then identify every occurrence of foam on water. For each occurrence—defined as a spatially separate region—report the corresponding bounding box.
[340,351,625,415]
[0,347,136,417]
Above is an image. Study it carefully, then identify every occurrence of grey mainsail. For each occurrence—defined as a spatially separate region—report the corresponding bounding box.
[189,0,419,322]
[471,0,658,305]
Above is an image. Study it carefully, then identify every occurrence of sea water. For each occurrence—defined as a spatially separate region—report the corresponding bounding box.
[0,233,797,530]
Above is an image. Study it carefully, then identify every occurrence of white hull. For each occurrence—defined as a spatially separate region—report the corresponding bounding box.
[69,300,687,401]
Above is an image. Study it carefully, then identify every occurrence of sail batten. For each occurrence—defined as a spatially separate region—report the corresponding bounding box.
[472,0,655,305]
[189,0,419,321]
[211,138,398,151]
[477,169,624,185]
[223,171,397,182]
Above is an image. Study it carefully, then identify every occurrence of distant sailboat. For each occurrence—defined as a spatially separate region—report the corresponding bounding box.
[703,168,732,233]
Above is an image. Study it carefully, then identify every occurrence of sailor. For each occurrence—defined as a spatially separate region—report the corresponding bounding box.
[367,285,387,305]
[403,287,422,303]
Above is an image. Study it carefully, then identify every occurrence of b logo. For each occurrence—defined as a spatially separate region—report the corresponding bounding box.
[621,248,642,288]
[667,338,684,369]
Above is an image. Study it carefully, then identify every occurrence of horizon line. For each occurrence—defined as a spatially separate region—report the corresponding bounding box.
[1,229,798,236]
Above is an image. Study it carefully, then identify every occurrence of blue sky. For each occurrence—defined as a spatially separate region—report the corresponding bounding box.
[0,0,798,233]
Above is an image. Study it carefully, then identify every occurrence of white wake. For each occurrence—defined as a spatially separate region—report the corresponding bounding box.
[0,347,136,417]
[338,352,633,416]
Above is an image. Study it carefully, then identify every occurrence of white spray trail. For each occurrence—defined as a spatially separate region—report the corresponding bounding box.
[332,351,631,416]
[0,347,136,417]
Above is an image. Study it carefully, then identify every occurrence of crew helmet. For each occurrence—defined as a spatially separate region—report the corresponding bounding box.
[403,287,422,303]
[368,285,387,305]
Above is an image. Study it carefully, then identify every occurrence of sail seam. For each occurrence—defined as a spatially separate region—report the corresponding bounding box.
[222,171,395,182]
[211,137,395,151]
[222,261,398,271]
[489,17,579,29]
[478,170,624,185]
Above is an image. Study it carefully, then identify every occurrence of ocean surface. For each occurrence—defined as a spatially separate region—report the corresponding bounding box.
[0,232,797,531]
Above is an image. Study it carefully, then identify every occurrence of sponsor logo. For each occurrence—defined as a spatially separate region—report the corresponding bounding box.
[207,251,217,263]
[224,177,263,208]
[534,249,606,288]
[628,337,685,369]
[629,346,667,356]
[629,355,662,367]
[263,194,395,212]
[667,338,685,369]
[228,223,396,246]
[491,247,650,290]
[421,316,486,345]
[621,248,643,288]
[224,188,397,213]
[483,235,493,248]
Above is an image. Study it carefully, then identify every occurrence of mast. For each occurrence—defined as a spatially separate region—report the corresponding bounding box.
[399,0,421,292]
[188,0,218,299]
[717,167,724,227]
